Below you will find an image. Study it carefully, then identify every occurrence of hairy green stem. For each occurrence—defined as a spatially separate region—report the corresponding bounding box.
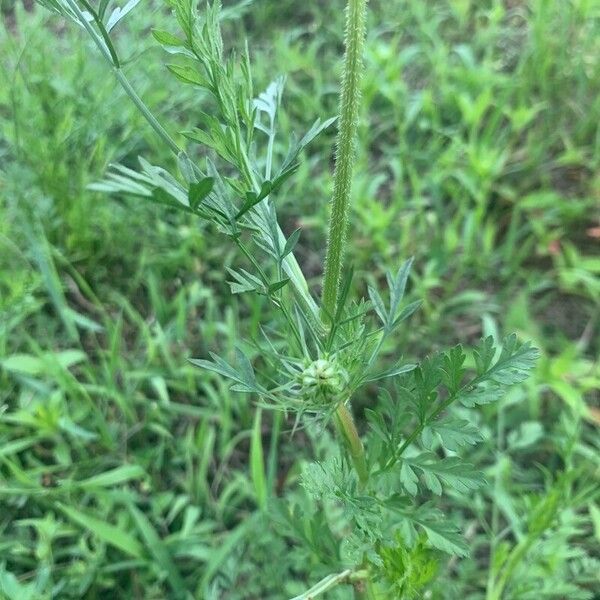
[323,0,369,492]
[335,402,369,486]
[321,0,368,320]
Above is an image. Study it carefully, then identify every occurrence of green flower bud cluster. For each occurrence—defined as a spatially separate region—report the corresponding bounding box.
[299,357,349,405]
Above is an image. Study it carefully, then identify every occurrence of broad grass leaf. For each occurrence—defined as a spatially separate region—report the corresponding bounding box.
[76,465,145,489]
[57,503,143,558]
[127,503,187,596]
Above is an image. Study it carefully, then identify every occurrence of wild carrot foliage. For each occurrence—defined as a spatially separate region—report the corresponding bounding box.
[1,0,598,598]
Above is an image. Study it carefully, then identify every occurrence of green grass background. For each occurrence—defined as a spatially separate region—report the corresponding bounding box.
[0,0,598,598]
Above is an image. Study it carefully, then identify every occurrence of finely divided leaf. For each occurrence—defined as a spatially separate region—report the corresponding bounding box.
[368,285,386,325]
[281,228,301,260]
[280,117,337,174]
[226,268,265,295]
[189,349,265,395]
[407,454,485,495]
[484,334,540,385]
[473,336,497,375]
[459,383,505,407]
[253,77,285,129]
[189,178,215,209]
[387,258,413,324]
[422,417,482,452]
[89,159,193,213]
[362,362,417,385]
[298,117,338,151]
[106,0,142,32]
[400,461,419,496]
[440,345,466,393]
[388,501,470,557]
[369,258,417,332]
[419,518,470,557]
[392,299,422,328]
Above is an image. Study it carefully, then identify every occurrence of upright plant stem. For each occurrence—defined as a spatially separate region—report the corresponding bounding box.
[321,0,369,320]
[335,402,369,486]
[322,0,369,486]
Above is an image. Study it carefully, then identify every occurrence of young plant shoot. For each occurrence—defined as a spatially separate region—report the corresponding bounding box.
[35,0,539,596]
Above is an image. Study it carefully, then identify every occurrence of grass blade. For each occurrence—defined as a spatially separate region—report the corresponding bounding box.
[127,503,187,597]
[57,503,143,558]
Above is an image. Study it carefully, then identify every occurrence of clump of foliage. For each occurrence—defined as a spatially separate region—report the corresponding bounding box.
[12,0,562,596]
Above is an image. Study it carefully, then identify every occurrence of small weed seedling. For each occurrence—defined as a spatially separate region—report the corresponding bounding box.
[36,0,539,596]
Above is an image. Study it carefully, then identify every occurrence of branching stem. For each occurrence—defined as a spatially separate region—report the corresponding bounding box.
[63,0,181,154]
[61,0,321,326]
